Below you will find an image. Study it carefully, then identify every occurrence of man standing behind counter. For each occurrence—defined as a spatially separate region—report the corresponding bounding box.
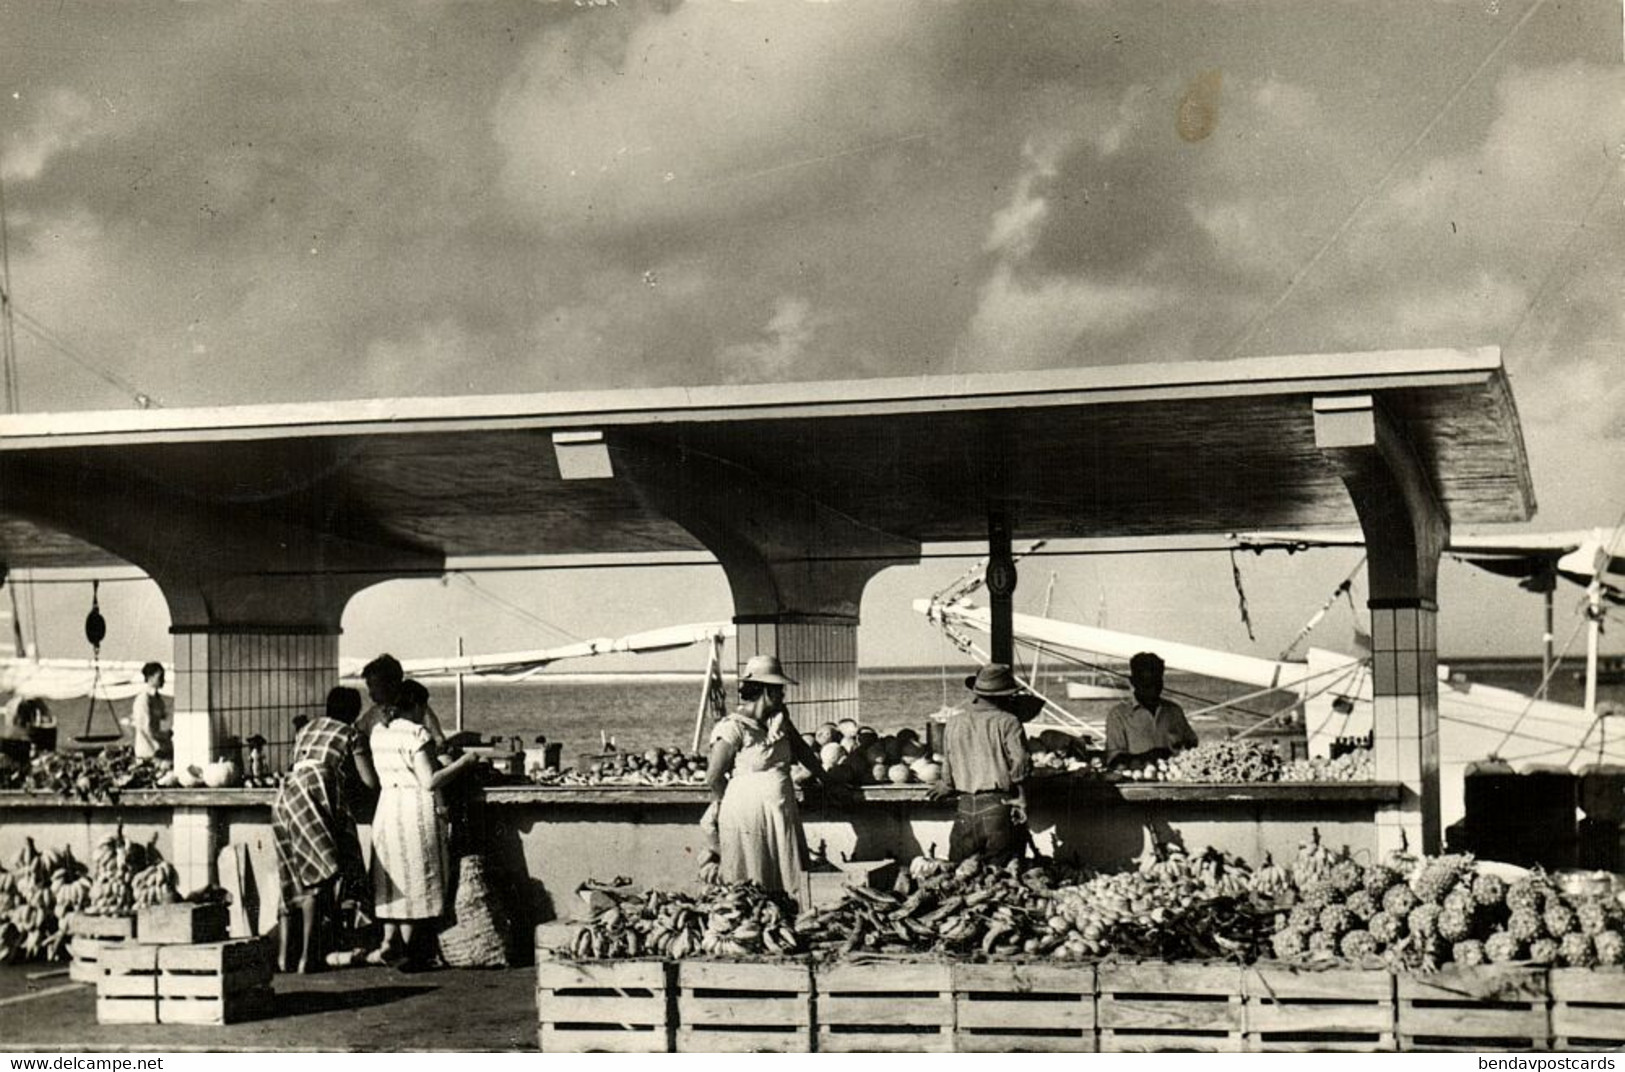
[928,664,1038,865]
[1105,651,1198,768]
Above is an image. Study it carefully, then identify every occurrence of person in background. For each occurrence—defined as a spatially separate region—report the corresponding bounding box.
[124,661,171,760]
[701,655,830,894]
[360,677,476,972]
[359,653,447,751]
[928,663,1038,865]
[271,686,370,973]
[1105,651,1198,768]
[0,697,34,769]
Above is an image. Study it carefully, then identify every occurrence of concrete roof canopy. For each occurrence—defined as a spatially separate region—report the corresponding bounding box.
[0,348,1534,575]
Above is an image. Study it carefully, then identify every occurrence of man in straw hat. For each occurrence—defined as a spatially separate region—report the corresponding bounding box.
[928,663,1039,865]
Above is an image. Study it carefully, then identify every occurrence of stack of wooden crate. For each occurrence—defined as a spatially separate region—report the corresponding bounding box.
[94,902,272,1026]
[64,913,137,984]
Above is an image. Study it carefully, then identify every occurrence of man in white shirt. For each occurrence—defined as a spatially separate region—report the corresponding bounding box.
[125,661,171,759]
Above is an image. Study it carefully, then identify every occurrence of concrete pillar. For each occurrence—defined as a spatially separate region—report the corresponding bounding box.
[1315,394,1448,854]
[612,435,920,727]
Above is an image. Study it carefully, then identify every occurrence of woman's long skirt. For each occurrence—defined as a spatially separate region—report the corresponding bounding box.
[370,785,448,920]
[718,769,805,895]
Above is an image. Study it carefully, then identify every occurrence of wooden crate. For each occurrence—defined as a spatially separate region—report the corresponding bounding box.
[952,962,1096,1052]
[65,912,138,940]
[536,959,674,1053]
[1551,967,1625,1051]
[675,959,813,1052]
[1397,964,1551,1051]
[155,940,274,1025]
[815,959,955,1053]
[1243,963,1396,1052]
[96,944,160,1025]
[68,936,123,984]
[1097,961,1245,1052]
[137,902,229,945]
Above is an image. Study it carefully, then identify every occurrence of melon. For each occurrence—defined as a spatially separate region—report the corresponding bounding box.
[896,727,920,742]
[887,763,913,784]
[819,742,846,769]
[202,759,239,789]
[869,761,890,783]
[801,732,818,748]
[815,723,840,746]
[856,726,879,746]
[176,765,205,789]
[792,764,813,784]
[914,762,943,784]
[837,718,860,739]
[881,736,902,763]
[863,742,890,767]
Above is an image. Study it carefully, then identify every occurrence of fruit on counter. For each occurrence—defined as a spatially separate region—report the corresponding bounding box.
[818,742,845,768]
[202,758,240,789]
[815,723,840,746]
[527,746,710,787]
[176,765,206,789]
[565,882,804,960]
[1280,748,1374,782]
[132,860,181,908]
[886,763,912,784]
[12,749,171,804]
[1166,740,1284,783]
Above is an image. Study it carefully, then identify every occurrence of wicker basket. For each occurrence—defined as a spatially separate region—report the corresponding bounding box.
[437,855,511,968]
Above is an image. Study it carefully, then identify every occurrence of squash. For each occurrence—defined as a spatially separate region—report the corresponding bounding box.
[202,758,240,789]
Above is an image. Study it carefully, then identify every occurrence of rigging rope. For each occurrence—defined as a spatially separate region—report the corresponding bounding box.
[1228,549,1255,642]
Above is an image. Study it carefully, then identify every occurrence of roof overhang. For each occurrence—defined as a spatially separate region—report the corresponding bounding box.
[0,347,1536,572]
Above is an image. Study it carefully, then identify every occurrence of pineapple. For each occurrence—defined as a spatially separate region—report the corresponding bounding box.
[1328,854,1364,897]
[1340,929,1378,960]
[1452,939,1487,966]
[1297,879,1337,909]
[1576,899,1611,936]
[1471,872,1507,908]
[1344,890,1378,922]
[1368,910,1405,946]
[1271,927,1309,960]
[1408,903,1442,938]
[1484,931,1522,963]
[1527,937,1560,965]
[1383,884,1419,918]
[1506,876,1545,913]
[1437,901,1475,942]
[1414,855,1473,904]
[1288,904,1319,932]
[1319,904,1355,938]
[1363,866,1403,901]
[1594,930,1624,966]
[1442,887,1476,918]
[1507,908,1545,943]
[1559,933,1596,967]
[1545,903,1578,938]
[1306,930,1340,960]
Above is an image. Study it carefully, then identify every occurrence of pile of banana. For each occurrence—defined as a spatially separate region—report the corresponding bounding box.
[0,838,89,963]
[568,884,804,960]
[132,861,182,908]
[84,830,151,917]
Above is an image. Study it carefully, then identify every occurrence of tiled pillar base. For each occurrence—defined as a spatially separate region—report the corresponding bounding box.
[1370,601,1440,854]
[735,617,860,728]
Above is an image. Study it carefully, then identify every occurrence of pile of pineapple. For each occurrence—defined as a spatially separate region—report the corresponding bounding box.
[1264,830,1624,969]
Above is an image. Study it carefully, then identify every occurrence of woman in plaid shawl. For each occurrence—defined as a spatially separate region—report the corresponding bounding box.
[272,686,368,973]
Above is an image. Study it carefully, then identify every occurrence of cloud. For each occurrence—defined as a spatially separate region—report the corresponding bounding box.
[718,296,819,382]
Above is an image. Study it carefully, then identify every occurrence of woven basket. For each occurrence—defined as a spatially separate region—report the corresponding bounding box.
[437,854,511,969]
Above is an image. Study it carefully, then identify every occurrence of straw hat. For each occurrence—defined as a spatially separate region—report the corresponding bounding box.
[964,663,1022,697]
[740,654,798,686]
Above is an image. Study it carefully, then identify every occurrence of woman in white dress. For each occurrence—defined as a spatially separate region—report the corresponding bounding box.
[360,679,474,971]
[701,655,831,896]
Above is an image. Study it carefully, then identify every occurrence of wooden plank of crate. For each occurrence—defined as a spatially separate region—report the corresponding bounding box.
[678,959,810,990]
[818,994,954,1027]
[1247,1001,1395,1034]
[100,943,159,974]
[1100,1030,1245,1053]
[955,1031,1096,1053]
[1398,1004,1551,1038]
[1396,965,1549,1004]
[1099,961,1242,995]
[157,939,269,976]
[1098,995,1242,1033]
[1243,964,1394,1002]
[953,962,1095,993]
[816,1029,955,1054]
[956,1000,1093,1031]
[137,903,230,946]
[95,998,157,1025]
[1552,1005,1625,1043]
[1249,1037,1394,1053]
[817,960,953,992]
[536,993,666,1024]
[1550,967,1625,1004]
[98,974,159,999]
[537,959,669,990]
[160,988,273,1026]
[680,995,810,1027]
[66,913,137,940]
[539,1026,669,1053]
[676,1027,811,1053]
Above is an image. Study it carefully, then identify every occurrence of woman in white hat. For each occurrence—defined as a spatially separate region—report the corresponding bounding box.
[701,654,832,895]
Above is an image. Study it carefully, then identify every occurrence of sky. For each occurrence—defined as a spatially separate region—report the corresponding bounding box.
[1,0,1622,673]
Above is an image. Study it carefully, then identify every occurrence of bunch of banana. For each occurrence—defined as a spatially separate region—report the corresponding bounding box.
[564,882,805,961]
[132,861,181,908]
[86,872,135,916]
